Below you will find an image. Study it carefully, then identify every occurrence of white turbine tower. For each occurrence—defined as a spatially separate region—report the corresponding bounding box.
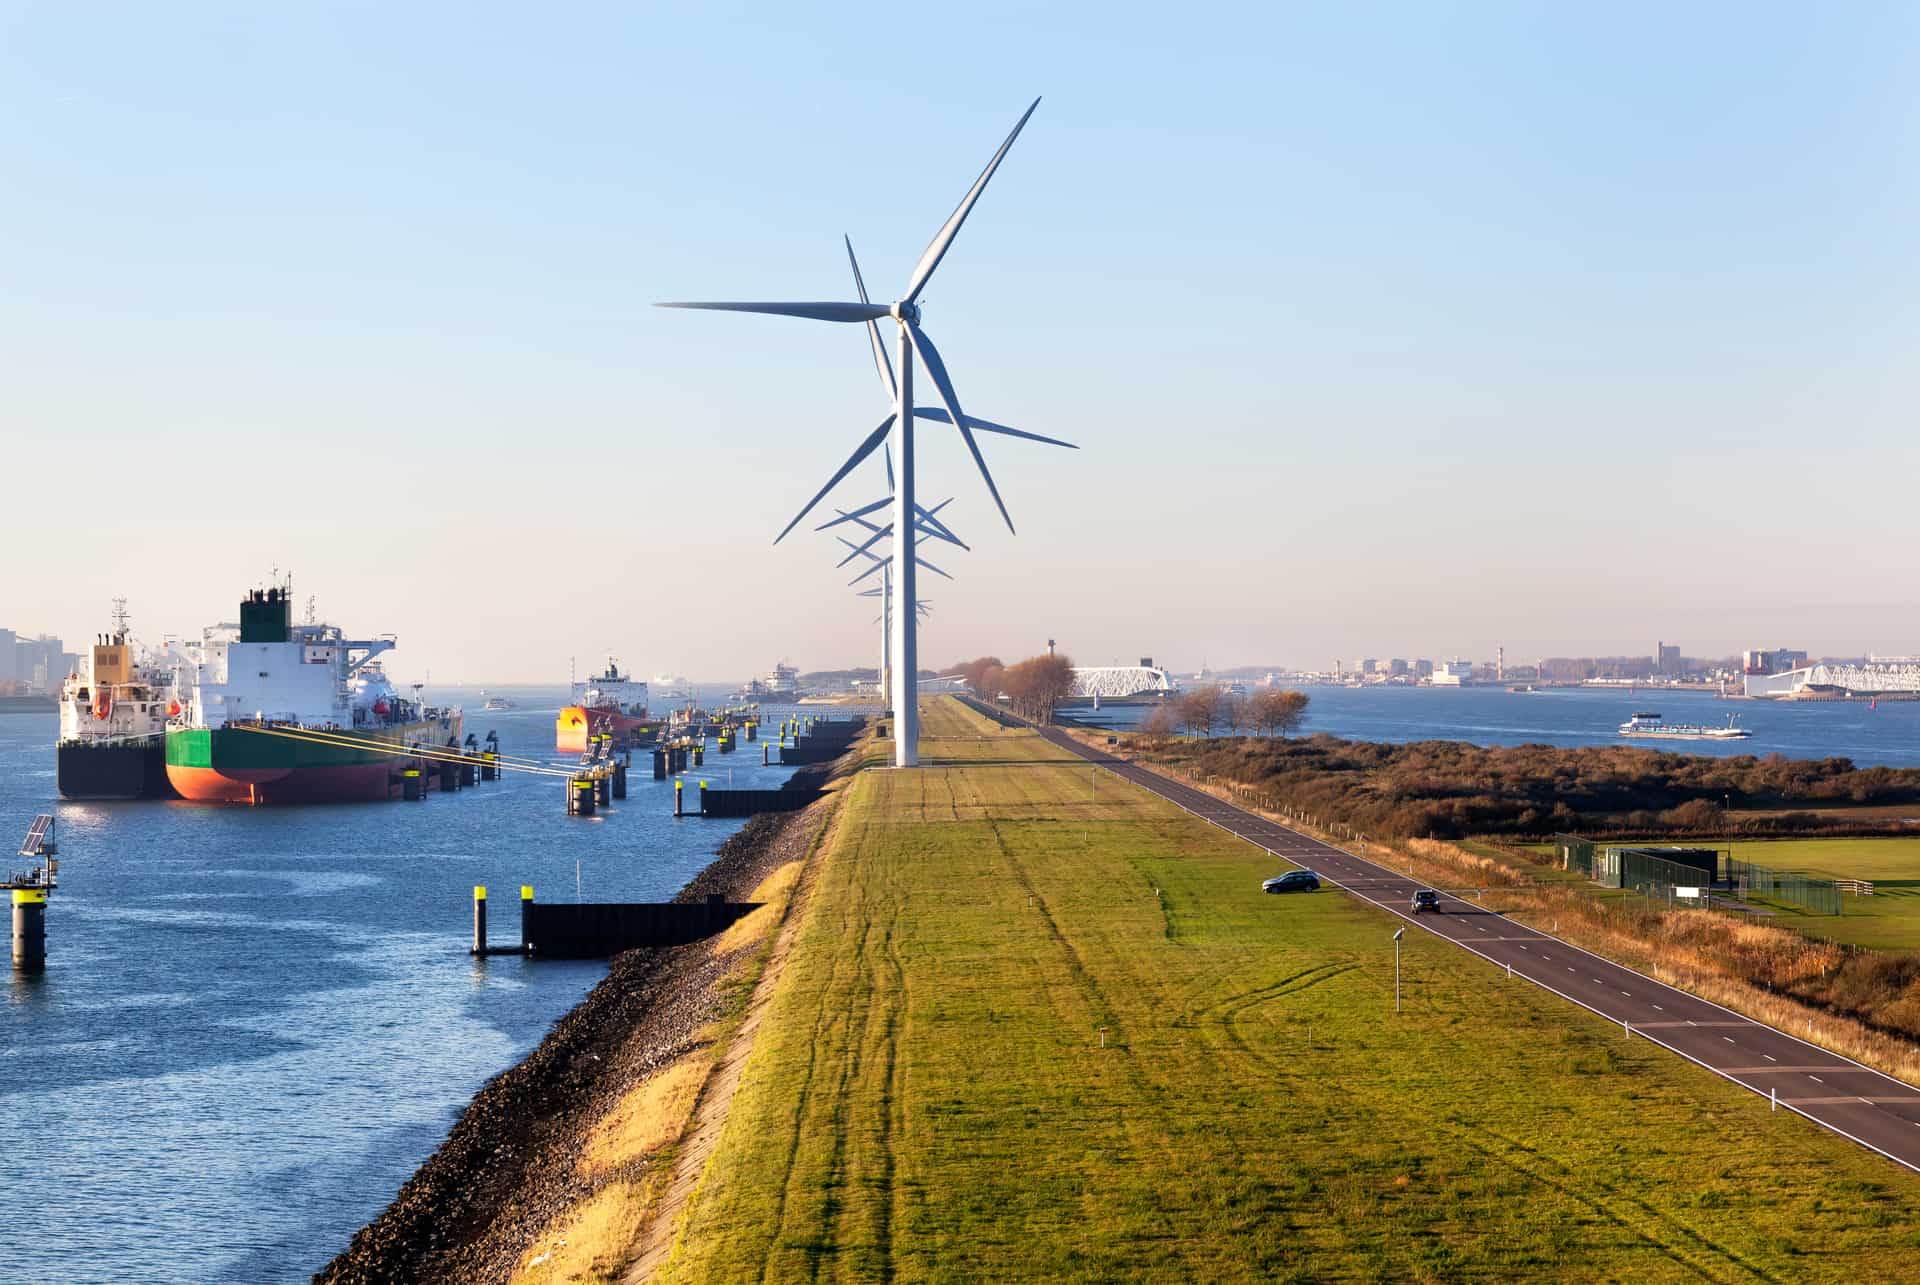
[660,97,1070,766]
[827,444,967,706]
[855,564,932,705]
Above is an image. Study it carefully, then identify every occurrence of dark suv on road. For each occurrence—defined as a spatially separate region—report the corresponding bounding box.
[1263,870,1320,894]
[1411,889,1441,914]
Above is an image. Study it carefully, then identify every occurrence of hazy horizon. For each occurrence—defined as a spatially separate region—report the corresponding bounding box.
[6,4,1916,680]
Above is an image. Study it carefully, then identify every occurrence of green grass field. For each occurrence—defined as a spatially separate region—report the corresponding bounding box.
[659,700,1920,1281]
[1720,838,1920,950]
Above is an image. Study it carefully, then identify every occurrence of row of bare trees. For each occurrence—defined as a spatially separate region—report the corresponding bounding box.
[1140,686,1309,740]
[1001,653,1076,723]
[946,652,1077,723]
[951,656,1006,698]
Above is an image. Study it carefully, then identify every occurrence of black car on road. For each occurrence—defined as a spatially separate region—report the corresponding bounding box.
[1411,888,1441,913]
[1263,870,1320,894]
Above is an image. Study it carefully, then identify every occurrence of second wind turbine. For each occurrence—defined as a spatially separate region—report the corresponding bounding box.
[660,97,1070,767]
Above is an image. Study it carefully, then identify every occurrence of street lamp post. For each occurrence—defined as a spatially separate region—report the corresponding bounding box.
[1393,926,1406,1013]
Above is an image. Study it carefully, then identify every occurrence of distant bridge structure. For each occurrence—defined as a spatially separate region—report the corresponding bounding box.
[1070,665,1178,700]
[1746,663,1920,698]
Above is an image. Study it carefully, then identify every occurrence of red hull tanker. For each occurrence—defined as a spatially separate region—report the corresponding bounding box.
[557,659,655,752]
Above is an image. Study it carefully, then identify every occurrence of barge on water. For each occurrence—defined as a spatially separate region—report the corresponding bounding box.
[1617,712,1751,741]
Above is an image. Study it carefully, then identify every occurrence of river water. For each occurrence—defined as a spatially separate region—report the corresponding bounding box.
[1076,684,1920,768]
[0,687,843,1283]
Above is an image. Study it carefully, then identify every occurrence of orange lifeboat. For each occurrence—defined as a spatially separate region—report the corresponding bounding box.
[93,687,113,721]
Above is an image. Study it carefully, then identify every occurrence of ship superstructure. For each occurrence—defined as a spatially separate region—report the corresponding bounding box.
[166,584,460,803]
[56,602,183,799]
[744,663,803,700]
[556,658,655,751]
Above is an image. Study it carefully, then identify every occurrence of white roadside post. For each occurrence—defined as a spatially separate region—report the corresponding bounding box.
[1393,926,1406,1013]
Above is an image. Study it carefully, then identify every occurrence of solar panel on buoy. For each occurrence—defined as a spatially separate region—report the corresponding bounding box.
[19,814,53,858]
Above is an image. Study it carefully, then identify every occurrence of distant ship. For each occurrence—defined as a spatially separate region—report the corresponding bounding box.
[557,659,657,751]
[1617,712,1751,741]
[166,584,461,804]
[57,604,182,800]
[742,663,803,701]
[481,691,516,711]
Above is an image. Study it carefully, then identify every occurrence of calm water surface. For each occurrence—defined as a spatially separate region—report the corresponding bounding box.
[1081,684,1920,767]
[0,687,845,1283]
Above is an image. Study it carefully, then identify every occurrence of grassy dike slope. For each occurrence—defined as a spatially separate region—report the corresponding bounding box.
[656,699,1920,1281]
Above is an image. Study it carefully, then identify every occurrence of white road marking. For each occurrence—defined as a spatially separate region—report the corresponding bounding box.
[1764,1054,1776,1062]
[1724,1036,1737,1044]
[1621,991,1632,997]
[1810,1075,1824,1083]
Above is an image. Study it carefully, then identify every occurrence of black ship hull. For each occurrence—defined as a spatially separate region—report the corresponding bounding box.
[58,739,179,800]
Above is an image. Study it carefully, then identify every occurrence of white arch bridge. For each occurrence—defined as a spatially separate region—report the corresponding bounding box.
[1069,666,1178,701]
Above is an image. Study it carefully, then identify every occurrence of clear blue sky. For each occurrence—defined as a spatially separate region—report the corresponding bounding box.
[4,2,1916,679]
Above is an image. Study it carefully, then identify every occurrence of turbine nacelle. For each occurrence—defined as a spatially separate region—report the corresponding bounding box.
[888,301,922,326]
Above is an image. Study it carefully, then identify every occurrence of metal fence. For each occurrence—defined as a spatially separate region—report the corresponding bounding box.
[1611,848,1719,904]
[1554,833,1596,878]
[1728,858,1843,916]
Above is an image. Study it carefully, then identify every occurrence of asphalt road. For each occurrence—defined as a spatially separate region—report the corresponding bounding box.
[1036,724,1920,1175]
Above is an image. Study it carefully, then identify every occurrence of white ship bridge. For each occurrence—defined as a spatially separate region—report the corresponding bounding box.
[1746,663,1920,698]
[1070,665,1178,700]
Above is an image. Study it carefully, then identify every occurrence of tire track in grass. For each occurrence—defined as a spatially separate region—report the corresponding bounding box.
[764,784,886,1282]
[871,914,906,1281]
[1444,1123,1784,1284]
[750,833,854,1284]
[985,814,1198,1196]
[804,903,885,1282]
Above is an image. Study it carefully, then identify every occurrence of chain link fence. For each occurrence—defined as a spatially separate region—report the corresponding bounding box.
[1728,858,1843,916]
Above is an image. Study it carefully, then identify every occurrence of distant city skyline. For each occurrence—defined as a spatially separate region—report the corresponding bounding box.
[4,5,1916,679]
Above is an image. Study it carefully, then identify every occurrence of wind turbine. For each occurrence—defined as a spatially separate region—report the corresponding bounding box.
[660,97,1069,766]
[832,443,961,708]
[854,559,933,705]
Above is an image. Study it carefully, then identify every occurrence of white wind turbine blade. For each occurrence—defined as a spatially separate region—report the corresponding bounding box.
[774,413,895,544]
[836,524,893,567]
[915,497,969,551]
[914,408,1077,450]
[908,322,1014,533]
[815,498,892,532]
[845,236,897,401]
[655,300,890,323]
[904,96,1042,304]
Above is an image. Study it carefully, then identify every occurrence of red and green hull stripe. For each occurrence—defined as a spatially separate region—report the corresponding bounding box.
[165,721,459,804]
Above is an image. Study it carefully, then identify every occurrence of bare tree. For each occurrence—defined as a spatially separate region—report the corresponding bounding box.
[1140,704,1178,743]
[1273,689,1309,737]
[1178,686,1223,737]
[1222,692,1253,738]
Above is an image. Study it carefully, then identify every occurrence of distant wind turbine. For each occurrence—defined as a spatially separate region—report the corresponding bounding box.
[660,97,1069,766]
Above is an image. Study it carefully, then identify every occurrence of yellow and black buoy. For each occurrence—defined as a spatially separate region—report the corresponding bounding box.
[12,886,47,972]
